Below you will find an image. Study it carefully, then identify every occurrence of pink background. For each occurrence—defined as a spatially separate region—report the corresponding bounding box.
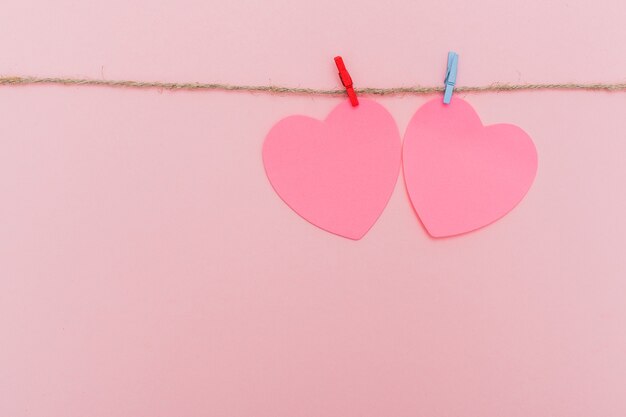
[1,0,626,416]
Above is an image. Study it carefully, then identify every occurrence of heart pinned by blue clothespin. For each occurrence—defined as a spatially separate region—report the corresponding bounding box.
[443,51,458,104]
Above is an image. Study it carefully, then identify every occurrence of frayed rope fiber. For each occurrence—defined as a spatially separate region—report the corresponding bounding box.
[2,76,626,96]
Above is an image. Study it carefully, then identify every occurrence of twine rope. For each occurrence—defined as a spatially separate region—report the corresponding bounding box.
[2,76,626,96]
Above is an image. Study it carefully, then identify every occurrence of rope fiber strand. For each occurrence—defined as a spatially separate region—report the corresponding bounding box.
[2,76,626,96]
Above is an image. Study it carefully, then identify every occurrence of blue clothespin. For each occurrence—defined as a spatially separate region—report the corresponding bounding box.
[443,51,458,104]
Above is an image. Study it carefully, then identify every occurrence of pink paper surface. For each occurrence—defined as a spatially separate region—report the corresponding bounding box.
[403,97,538,237]
[263,99,401,239]
[2,1,626,417]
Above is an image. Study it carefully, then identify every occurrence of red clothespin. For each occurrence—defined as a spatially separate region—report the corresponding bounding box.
[334,56,359,106]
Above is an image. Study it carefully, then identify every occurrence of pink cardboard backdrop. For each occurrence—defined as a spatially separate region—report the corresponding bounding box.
[1,0,626,416]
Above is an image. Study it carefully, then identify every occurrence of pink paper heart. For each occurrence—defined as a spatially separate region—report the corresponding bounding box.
[403,97,538,237]
[263,98,401,240]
